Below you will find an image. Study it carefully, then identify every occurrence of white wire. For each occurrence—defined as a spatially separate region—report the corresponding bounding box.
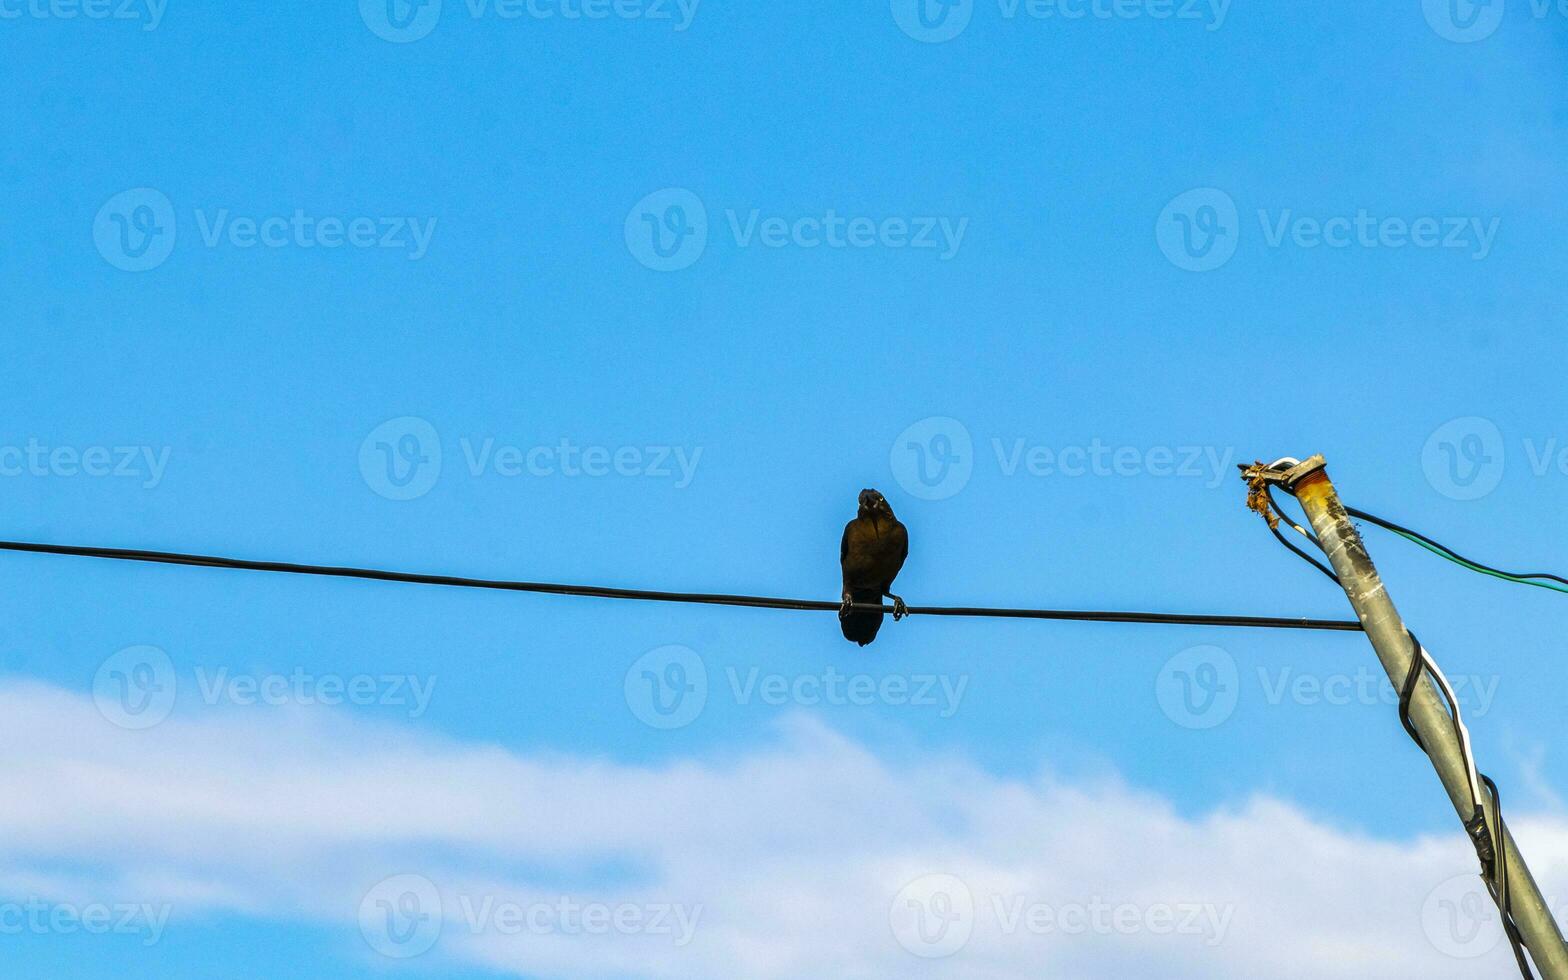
[1269,490,1518,965]
[1261,476,1487,817]
[1415,642,1485,809]
[1281,515,1316,541]
[1420,642,1519,972]
[1264,485,1319,542]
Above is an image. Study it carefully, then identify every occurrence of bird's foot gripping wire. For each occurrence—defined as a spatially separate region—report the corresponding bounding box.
[838,591,854,621]
[887,594,909,621]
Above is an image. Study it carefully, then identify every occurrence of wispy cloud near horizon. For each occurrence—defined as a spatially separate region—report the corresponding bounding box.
[0,680,1560,978]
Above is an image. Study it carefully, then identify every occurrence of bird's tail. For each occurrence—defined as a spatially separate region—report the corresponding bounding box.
[840,589,884,646]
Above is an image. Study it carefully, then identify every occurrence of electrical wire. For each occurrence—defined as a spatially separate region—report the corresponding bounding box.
[1347,507,1568,596]
[0,538,1365,632]
[1253,467,1537,978]
[1398,631,1483,830]
[1264,487,1340,584]
[1398,630,1535,979]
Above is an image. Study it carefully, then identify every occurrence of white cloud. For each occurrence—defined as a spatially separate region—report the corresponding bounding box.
[0,679,1563,978]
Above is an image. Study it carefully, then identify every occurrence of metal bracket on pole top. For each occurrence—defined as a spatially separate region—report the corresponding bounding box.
[1237,455,1327,528]
[1237,454,1326,491]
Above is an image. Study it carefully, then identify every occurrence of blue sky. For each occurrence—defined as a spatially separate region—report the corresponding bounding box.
[3,2,1568,977]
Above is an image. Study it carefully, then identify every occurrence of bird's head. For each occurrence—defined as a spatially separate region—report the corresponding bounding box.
[858,488,894,518]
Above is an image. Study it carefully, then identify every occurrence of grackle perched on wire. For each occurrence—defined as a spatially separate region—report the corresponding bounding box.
[839,488,909,646]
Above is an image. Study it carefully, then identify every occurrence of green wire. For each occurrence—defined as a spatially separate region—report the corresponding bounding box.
[1389,529,1568,595]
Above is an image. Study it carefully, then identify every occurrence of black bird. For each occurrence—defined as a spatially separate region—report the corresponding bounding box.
[839,488,909,646]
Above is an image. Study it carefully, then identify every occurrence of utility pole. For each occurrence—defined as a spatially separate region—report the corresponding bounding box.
[1247,456,1568,978]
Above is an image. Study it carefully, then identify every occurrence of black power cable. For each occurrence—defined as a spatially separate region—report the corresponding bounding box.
[1264,486,1340,585]
[1256,477,1538,979]
[0,538,1365,632]
[1347,506,1568,595]
[1397,629,1536,980]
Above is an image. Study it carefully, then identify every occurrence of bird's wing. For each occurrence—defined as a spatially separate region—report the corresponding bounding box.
[840,520,852,567]
[880,520,909,591]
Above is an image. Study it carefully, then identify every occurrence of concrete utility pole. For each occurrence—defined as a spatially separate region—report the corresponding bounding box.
[1246,456,1568,978]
